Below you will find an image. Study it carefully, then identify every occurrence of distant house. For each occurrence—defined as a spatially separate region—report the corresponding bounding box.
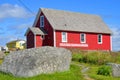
[6,40,26,51]
[0,46,8,52]
[0,46,2,51]
[25,8,112,51]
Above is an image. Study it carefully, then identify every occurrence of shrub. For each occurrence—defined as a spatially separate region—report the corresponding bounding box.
[4,51,10,55]
[97,65,111,76]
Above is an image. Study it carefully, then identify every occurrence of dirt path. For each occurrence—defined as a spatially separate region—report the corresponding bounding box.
[71,62,95,80]
[82,67,94,80]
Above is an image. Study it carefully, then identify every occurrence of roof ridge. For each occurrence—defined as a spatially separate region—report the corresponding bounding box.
[40,8,99,17]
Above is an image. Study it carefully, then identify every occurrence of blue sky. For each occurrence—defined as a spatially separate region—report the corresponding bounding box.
[0,0,120,51]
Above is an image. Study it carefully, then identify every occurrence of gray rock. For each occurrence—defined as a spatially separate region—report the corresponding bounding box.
[0,51,5,59]
[107,63,120,77]
[0,46,71,77]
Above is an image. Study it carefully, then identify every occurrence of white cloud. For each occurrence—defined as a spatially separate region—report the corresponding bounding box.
[7,23,31,30]
[14,23,32,35]
[0,3,33,19]
[0,23,31,46]
[0,34,26,46]
[0,35,17,46]
[110,25,120,51]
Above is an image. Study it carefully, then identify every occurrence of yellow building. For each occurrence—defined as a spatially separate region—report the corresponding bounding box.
[6,40,26,51]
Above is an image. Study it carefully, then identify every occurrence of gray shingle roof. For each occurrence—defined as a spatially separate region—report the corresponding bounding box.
[40,8,112,34]
[25,27,46,35]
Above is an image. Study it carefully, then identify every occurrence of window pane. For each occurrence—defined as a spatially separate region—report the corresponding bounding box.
[62,32,67,42]
[40,16,44,27]
[98,34,102,43]
[81,33,85,43]
[81,34,84,42]
[98,35,101,42]
[41,35,45,40]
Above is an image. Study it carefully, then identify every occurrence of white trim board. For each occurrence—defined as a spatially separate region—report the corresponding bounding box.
[34,34,36,48]
[60,43,88,47]
[54,30,56,47]
[110,35,112,51]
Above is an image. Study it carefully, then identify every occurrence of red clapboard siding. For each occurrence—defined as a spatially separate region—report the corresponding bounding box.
[35,12,54,46]
[55,30,111,50]
[86,33,111,50]
[27,31,34,48]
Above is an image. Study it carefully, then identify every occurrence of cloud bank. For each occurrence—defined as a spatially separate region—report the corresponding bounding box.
[0,23,31,46]
[110,25,120,51]
[0,3,33,19]
[0,3,34,46]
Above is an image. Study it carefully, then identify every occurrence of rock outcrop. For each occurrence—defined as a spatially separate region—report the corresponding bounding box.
[0,51,5,59]
[107,63,120,77]
[0,46,71,77]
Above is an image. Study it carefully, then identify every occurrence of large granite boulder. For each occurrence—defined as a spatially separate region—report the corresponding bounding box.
[0,46,71,77]
[0,51,5,59]
[107,63,120,77]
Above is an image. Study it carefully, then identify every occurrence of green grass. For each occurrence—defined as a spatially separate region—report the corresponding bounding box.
[71,50,120,80]
[87,64,120,80]
[0,64,84,80]
[1,50,120,80]
[72,51,120,65]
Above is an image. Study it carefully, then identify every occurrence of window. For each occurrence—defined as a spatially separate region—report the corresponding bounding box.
[62,32,67,42]
[41,35,45,40]
[98,34,102,44]
[80,33,86,43]
[20,43,23,47]
[40,15,44,27]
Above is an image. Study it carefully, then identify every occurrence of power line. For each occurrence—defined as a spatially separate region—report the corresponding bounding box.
[18,0,35,15]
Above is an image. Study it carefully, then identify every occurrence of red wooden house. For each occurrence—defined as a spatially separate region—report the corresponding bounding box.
[25,8,112,51]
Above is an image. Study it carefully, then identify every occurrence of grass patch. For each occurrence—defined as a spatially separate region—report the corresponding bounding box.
[0,59,3,64]
[72,51,120,65]
[71,50,120,79]
[87,64,120,80]
[0,64,84,80]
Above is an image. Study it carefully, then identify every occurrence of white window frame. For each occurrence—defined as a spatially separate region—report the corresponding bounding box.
[40,15,44,27]
[80,33,86,43]
[62,32,67,42]
[98,34,102,44]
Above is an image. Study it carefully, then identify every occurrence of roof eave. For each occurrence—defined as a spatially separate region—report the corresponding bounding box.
[54,29,112,34]
[24,28,31,36]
